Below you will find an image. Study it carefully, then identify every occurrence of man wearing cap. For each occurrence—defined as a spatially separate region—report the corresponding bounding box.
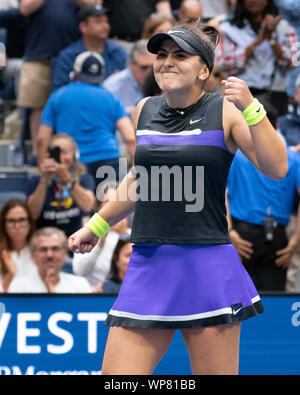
[51,4,128,92]
[36,51,135,188]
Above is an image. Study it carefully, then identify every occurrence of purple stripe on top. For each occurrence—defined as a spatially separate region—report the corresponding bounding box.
[136,130,231,153]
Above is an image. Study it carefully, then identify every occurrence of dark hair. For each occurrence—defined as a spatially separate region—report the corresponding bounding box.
[176,19,219,48]
[232,0,278,28]
[108,235,131,284]
[0,199,35,276]
[142,68,162,97]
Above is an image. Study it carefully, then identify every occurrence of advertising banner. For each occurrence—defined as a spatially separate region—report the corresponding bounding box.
[0,294,299,375]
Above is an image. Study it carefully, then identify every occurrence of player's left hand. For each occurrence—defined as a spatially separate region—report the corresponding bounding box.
[222,76,254,112]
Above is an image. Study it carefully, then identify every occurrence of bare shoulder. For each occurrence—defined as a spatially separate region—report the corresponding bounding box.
[133,97,151,130]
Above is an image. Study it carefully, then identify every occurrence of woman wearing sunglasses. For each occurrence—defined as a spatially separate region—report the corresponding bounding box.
[0,199,36,292]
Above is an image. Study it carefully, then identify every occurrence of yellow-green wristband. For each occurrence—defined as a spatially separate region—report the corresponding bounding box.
[85,213,111,239]
[242,98,267,126]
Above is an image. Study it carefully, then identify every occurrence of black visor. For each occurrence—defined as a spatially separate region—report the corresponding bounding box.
[147,28,214,72]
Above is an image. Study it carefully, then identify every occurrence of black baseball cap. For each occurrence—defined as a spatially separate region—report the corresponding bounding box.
[73,51,106,85]
[77,4,109,23]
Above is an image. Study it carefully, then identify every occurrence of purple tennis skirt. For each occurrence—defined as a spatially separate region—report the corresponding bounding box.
[105,243,264,329]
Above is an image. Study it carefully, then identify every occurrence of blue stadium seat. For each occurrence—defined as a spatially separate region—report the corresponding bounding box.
[0,169,28,210]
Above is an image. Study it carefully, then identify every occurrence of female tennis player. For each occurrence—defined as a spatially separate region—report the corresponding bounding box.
[68,21,288,375]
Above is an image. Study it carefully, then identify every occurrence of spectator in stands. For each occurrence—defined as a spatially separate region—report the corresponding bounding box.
[277,73,300,291]
[27,133,95,238]
[0,198,36,292]
[274,0,300,99]
[8,227,92,293]
[51,4,128,92]
[36,52,136,186]
[102,0,172,45]
[103,40,156,116]
[206,63,225,93]
[227,137,300,291]
[216,0,298,116]
[207,0,237,29]
[200,0,226,21]
[278,74,300,149]
[176,0,203,22]
[17,0,84,159]
[73,181,129,288]
[142,13,176,39]
[0,2,26,101]
[100,234,133,294]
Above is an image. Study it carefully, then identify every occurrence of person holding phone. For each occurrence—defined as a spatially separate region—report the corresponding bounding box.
[27,133,95,238]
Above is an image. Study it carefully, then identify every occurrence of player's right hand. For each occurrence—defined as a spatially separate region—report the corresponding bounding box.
[68,227,99,254]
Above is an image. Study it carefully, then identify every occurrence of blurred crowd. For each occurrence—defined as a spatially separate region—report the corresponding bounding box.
[1,0,300,294]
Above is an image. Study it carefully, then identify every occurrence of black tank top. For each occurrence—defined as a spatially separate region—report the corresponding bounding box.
[130,93,234,244]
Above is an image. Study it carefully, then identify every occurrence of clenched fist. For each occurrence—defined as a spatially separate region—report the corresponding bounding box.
[222,77,254,112]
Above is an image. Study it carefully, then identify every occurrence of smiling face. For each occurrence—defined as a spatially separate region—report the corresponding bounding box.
[153,39,208,95]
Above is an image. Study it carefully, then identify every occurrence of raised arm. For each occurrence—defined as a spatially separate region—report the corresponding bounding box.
[68,98,147,254]
[222,76,288,180]
[68,170,137,253]
[36,124,53,165]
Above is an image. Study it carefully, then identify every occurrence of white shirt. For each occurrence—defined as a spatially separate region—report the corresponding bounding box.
[0,246,36,293]
[72,231,120,286]
[11,246,36,277]
[8,266,92,293]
